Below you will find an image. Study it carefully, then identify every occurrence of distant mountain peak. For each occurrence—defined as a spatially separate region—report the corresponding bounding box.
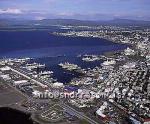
[0,18,150,27]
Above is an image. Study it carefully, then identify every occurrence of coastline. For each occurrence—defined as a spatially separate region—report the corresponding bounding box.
[0,31,130,124]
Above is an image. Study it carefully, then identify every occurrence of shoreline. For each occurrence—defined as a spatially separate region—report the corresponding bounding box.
[0,31,130,124]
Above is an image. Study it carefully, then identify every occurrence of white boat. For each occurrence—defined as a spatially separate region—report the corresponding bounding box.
[59,62,81,70]
[82,56,99,62]
[39,71,53,75]
[101,60,116,66]
[26,63,45,69]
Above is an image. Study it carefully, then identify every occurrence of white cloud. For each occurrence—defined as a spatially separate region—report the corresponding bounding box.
[44,0,58,3]
[35,16,46,20]
[58,12,74,16]
[0,8,22,14]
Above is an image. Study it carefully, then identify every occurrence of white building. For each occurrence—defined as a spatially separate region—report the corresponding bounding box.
[53,82,64,88]
[0,66,10,71]
[124,47,135,56]
[123,62,136,69]
[0,74,11,80]
[13,80,28,85]
[96,102,108,118]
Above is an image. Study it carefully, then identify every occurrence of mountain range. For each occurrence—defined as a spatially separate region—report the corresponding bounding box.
[0,18,150,28]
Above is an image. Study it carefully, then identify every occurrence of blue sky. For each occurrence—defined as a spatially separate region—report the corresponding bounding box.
[0,0,150,20]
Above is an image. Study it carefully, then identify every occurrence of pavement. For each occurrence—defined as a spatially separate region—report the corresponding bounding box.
[6,66,101,124]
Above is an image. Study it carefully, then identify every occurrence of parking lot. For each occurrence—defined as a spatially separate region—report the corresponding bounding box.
[40,104,64,122]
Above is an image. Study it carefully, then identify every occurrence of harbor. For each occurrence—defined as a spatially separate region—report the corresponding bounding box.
[0,24,150,124]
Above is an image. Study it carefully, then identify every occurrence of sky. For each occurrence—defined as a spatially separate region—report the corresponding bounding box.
[0,0,150,20]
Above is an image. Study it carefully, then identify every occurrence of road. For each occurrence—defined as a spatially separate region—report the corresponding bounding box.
[8,65,101,124]
[8,66,48,88]
[60,102,101,124]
